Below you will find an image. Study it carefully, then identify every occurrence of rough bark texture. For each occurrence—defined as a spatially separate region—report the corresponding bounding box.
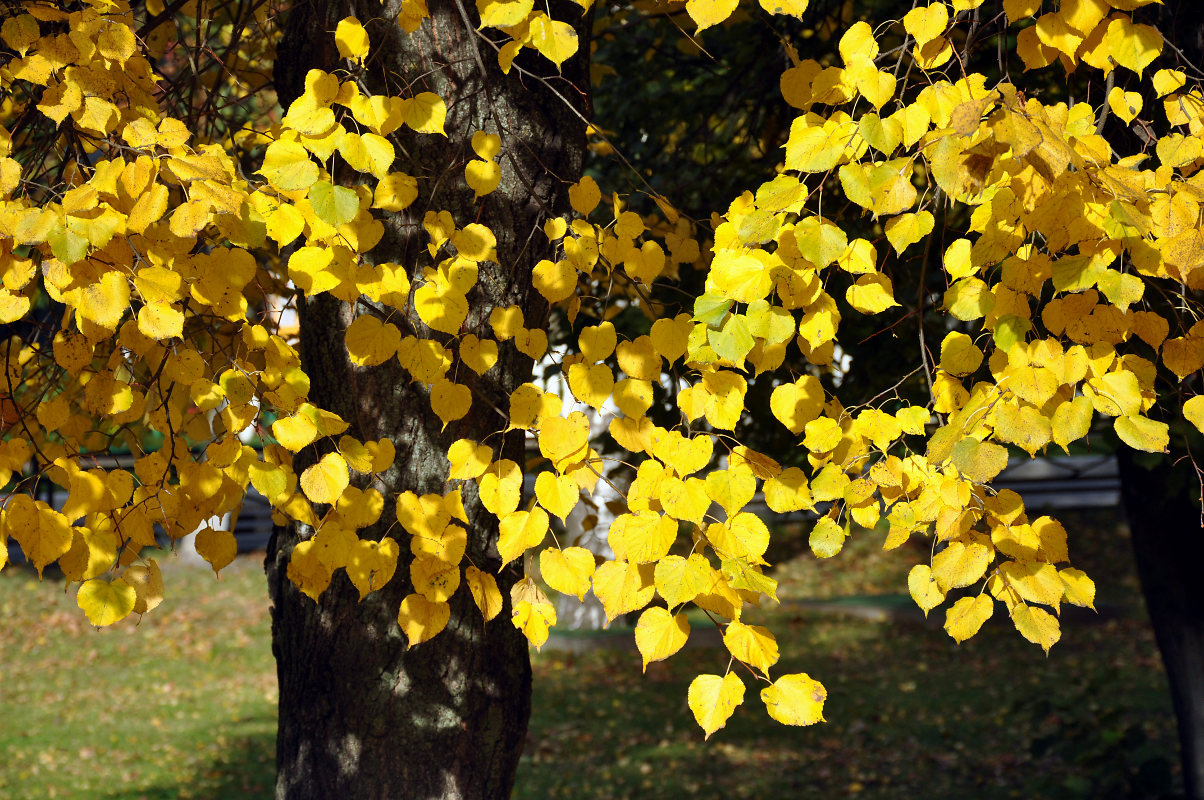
[265,2,590,798]
[1118,448,1204,799]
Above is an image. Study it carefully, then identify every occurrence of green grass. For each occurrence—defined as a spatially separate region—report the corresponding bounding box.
[0,510,1183,799]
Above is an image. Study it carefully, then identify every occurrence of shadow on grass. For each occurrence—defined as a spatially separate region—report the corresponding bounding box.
[102,720,275,800]
[520,609,1181,800]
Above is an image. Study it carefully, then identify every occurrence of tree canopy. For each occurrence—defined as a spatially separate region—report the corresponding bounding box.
[0,0,1200,746]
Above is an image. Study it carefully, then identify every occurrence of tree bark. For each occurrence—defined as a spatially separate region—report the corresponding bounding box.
[264,2,590,798]
[1118,447,1204,799]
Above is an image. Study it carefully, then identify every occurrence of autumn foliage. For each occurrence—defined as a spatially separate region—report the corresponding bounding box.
[0,0,1197,739]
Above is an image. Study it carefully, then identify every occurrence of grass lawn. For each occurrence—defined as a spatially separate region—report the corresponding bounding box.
[0,509,1183,799]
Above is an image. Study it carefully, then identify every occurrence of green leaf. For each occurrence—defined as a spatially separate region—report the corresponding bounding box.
[308,180,359,226]
[709,313,755,364]
[694,293,734,326]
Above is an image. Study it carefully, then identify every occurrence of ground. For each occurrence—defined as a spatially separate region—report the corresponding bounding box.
[0,509,1181,799]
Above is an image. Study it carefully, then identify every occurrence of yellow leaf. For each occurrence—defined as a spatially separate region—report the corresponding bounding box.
[1011,604,1060,653]
[7,498,71,577]
[539,412,590,470]
[1152,68,1186,97]
[397,593,450,647]
[249,461,291,503]
[723,620,779,676]
[540,546,595,600]
[1107,86,1143,125]
[273,413,319,452]
[704,468,756,518]
[913,35,953,69]
[846,273,899,314]
[466,159,501,198]
[651,314,693,363]
[614,378,653,418]
[579,320,617,362]
[1060,567,1096,609]
[511,576,557,649]
[903,3,949,46]
[405,92,447,136]
[1114,414,1169,453]
[568,175,601,216]
[498,508,549,566]
[763,468,814,513]
[784,118,855,173]
[345,315,401,366]
[999,560,1064,610]
[300,453,350,505]
[260,140,318,192]
[567,362,614,409]
[688,672,745,739]
[759,0,809,19]
[591,559,655,622]
[1103,16,1162,76]
[653,553,713,608]
[908,564,946,616]
[993,401,1052,456]
[951,437,1009,483]
[459,334,498,375]
[769,375,824,434]
[340,131,394,179]
[373,173,419,212]
[410,555,460,602]
[1184,395,1204,435]
[465,565,503,622]
[335,17,370,62]
[634,607,690,671]
[137,302,183,340]
[478,0,534,29]
[535,471,579,519]
[431,379,472,428]
[77,578,136,627]
[760,673,826,726]
[939,332,982,376]
[803,416,842,453]
[447,439,492,480]
[1162,336,1204,380]
[195,527,237,576]
[479,459,523,516]
[609,511,677,564]
[706,513,770,563]
[528,12,578,67]
[415,282,468,335]
[932,538,992,591]
[883,211,934,255]
[488,305,523,341]
[123,561,164,615]
[1034,12,1084,59]
[514,327,548,360]
[1,14,39,56]
[59,525,118,583]
[345,538,399,599]
[287,540,334,602]
[809,516,846,558]
[533,258,577,302]
[74,270,130,332]
[943,594,993,643]
[1051,396,1093,452]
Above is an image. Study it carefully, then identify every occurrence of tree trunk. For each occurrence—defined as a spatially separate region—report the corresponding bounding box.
[1117,447,1204,799]
[264,2,590,798]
